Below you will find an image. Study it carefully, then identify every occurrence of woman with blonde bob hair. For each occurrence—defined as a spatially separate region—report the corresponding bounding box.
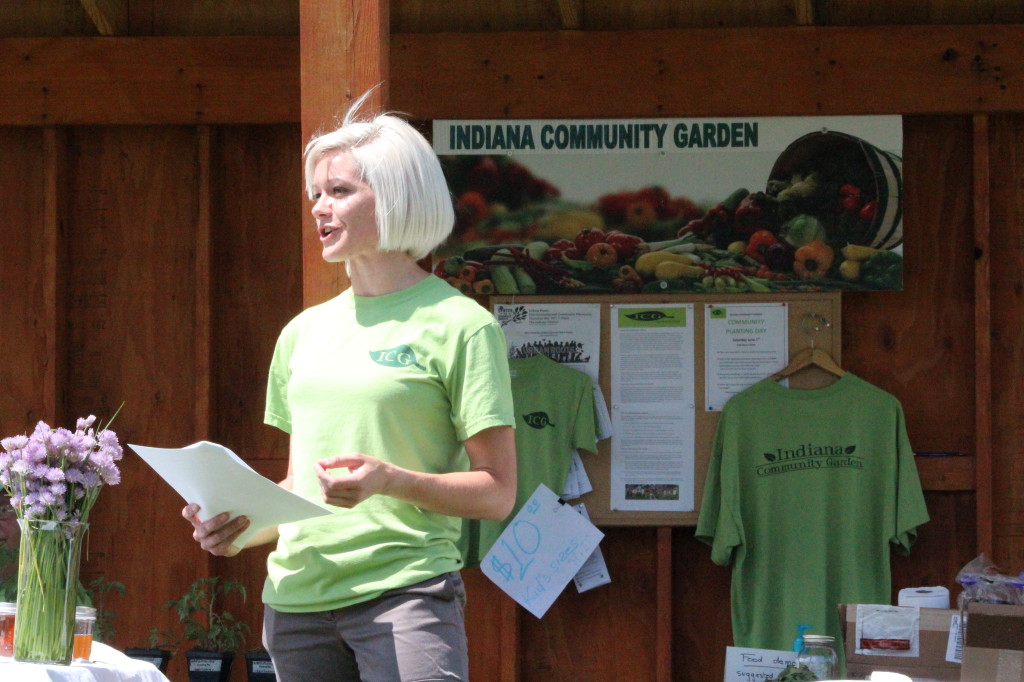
[302,102,455,261]
[183,93,517,682]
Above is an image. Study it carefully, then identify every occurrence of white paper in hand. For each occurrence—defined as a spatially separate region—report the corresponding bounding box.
[130,441,332,548]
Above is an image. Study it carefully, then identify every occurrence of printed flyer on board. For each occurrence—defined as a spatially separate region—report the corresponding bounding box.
[609,304,695,512]
[493,303,600,381]
[432,116,903,296]
[704,302,790,411]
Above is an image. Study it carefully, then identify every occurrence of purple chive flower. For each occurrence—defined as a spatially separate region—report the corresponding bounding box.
[22,440,45,463]
[0,412,123,525]
[1,435,28,450]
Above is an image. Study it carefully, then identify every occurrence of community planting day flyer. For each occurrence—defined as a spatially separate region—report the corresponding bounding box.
[704,302,790,411]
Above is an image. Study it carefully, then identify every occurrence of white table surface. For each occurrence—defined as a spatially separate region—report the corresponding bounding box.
[0,642,171,681]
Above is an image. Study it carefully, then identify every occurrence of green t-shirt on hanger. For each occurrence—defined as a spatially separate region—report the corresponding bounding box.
[461,353,598,568]
[696,374,929,655]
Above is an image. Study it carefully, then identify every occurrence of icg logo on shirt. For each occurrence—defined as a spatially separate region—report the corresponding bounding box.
[522,412,555,429]
[369,345,426,370]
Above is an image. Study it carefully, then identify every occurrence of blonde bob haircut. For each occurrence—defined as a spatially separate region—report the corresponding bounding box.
[303,95,454,261]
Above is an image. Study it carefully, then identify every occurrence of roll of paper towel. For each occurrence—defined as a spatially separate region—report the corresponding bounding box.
[897,586,950,609]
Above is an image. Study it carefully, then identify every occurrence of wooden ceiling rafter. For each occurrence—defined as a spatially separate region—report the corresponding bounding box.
[793,0,816,25]
[556,0,583,29]
[77,0,128,36]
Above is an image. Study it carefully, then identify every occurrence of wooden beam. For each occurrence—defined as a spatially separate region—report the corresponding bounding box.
[973,113,993,557]
[299,0,390,307]
[390,24,1024,118]
[77,0,129,36]
[499,597,519,682]
[656,527,672,682]
[0,36,299,125]
[194,126,212,439]
[300,0,390,140]
[2,25,1024,126]
[915,455,977,492]
[41,127,63,425]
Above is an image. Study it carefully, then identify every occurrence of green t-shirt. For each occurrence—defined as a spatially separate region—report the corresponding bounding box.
[461,354,598,567]
[696,374,929,653]
[263,275,515,612]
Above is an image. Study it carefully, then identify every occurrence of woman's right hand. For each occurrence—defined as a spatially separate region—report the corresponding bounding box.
[182,504,250,557]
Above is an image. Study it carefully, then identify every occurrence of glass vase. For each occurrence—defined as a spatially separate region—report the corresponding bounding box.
[14,519,88,664]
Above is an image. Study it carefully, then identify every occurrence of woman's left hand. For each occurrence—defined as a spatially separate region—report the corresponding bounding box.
[315,453,392,508]
[314,426,515,519]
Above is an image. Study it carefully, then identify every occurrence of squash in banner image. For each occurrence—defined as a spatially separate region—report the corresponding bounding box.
[767,130,903,251]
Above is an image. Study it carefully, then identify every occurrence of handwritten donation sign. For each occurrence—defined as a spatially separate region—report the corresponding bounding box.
[724,647,798,682]
[481,484,604,618]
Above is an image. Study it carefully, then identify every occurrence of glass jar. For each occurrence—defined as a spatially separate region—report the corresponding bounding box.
[797,633,838,680]
[0,602,16,657]
[73,606,96,661]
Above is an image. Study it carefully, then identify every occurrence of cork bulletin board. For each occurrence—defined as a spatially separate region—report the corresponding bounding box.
[490,291,842,527]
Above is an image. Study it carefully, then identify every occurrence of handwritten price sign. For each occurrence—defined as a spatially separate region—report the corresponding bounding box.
[481,484,604,618]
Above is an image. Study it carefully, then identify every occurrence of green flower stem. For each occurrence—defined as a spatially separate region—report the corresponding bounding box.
[14,521,87,664]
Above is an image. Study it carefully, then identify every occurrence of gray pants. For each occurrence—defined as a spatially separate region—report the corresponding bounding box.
[263,572,469,682]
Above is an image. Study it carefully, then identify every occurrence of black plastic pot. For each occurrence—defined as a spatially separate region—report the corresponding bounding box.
[185,648,234,682]
[245,649,277,681]
[124,647,172,673]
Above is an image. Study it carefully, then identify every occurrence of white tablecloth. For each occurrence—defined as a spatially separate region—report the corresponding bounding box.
[0,643,170,681]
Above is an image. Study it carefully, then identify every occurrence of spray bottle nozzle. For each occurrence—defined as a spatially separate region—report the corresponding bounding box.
[793,623,813,653]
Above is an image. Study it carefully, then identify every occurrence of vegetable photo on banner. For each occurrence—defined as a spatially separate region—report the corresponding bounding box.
[433,117,904,294]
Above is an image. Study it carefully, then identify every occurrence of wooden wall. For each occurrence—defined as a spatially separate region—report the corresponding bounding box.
[0,123,303,680]
[1,2,1023,681]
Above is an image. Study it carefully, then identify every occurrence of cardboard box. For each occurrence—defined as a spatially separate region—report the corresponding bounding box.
[960,602,1024,682]
[839,604,961,681]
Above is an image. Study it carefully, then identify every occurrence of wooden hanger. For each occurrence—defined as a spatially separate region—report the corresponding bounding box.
[772,346,845,380]
[771,312,845,381]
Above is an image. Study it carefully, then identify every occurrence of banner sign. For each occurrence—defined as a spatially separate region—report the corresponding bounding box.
[431,116,903,294]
